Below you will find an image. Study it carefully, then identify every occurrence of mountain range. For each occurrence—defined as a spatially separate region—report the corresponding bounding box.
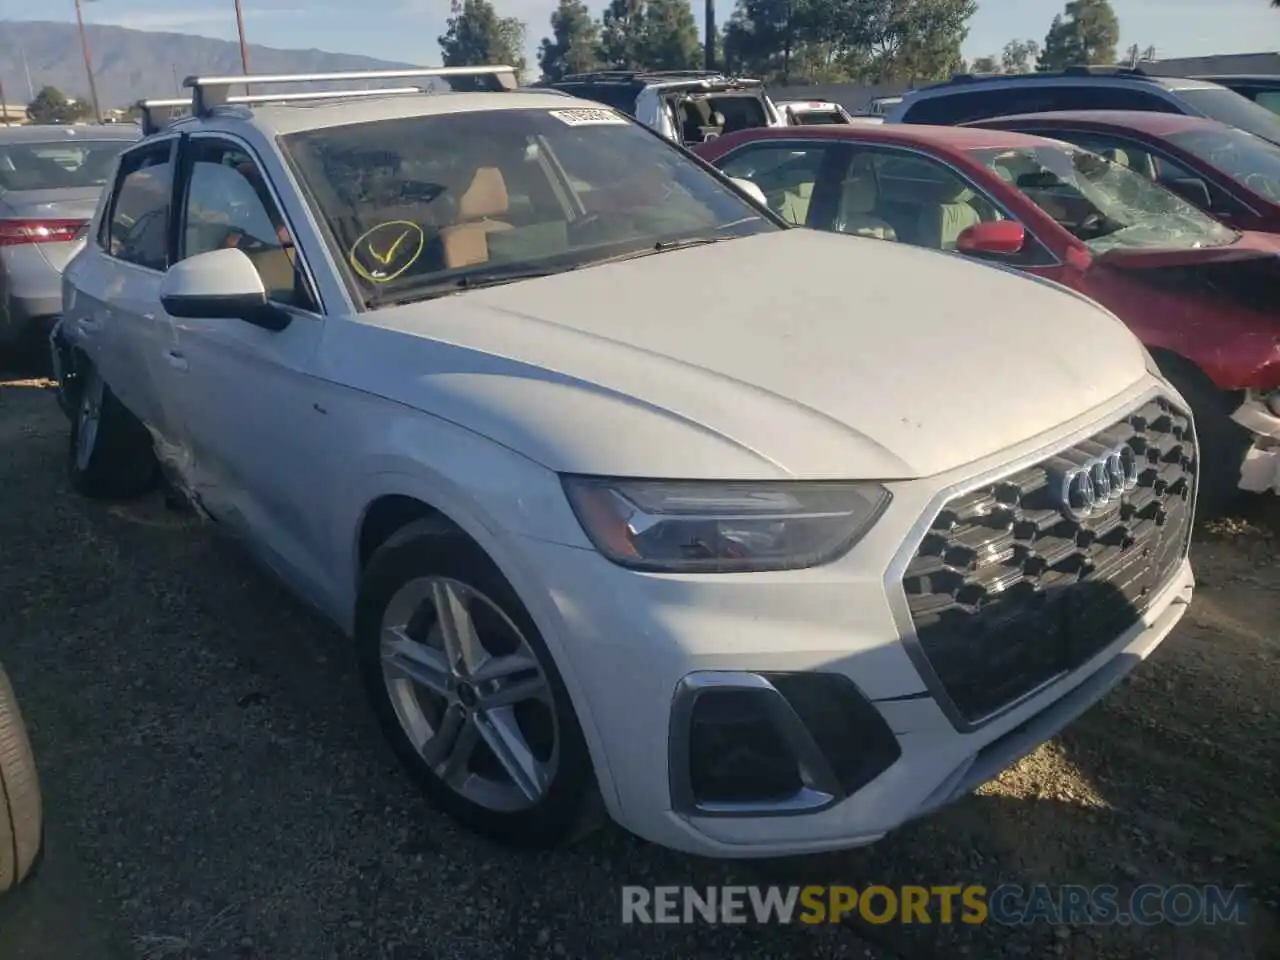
[0,20,414,111]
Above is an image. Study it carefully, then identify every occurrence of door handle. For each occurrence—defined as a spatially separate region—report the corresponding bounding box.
[165,350,189,372]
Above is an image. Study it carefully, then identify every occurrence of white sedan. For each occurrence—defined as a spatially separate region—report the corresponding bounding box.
[51,67,1197,858]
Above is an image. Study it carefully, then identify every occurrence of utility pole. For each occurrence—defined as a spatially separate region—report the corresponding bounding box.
[704,0,716,71]
[74,0,103,123]
[0,75,10,127]
[235,0,252,94]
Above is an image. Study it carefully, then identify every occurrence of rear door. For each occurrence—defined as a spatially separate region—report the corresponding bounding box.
[62,136,178,435]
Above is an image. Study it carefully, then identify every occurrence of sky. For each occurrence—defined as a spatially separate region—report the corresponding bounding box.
[2,0,1277,74]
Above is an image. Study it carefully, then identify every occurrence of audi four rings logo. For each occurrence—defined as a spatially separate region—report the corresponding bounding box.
[1059,445,1140,520]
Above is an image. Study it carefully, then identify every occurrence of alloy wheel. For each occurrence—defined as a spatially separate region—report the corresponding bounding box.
[379,576,560,813]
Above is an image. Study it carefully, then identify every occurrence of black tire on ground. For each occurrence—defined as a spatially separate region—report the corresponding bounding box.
[1152,351,1252,519]
[355,518,601,849]
[66,358,158,500]
[0,663,43,897]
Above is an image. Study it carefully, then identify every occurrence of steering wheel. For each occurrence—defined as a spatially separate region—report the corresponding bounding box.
[1077,211,1108,236]
[1243,172,1280,201]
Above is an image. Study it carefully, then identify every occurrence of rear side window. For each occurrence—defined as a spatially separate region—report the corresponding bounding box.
[103,141,174,271]
[902,84,1180,125]
[556,85,638,116]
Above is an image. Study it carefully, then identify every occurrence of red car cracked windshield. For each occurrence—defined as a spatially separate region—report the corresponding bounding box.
[695,125,1280,512]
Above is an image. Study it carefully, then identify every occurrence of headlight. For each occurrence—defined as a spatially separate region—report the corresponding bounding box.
[561,477,891,573]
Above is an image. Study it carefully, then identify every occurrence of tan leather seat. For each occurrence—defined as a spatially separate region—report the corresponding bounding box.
[833,175,897,241]
[440,168,514,269]
[917,181,983,250]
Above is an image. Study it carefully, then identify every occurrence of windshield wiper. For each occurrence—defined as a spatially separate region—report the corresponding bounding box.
[365,266,562,307]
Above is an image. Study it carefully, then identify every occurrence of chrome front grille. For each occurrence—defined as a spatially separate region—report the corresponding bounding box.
[902,396,1196,727]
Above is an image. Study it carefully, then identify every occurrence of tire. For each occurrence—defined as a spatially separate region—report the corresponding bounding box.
[355,519,600,848]
[1153,352,1251,520]
[0,663,43,896]
[67,359,157,500]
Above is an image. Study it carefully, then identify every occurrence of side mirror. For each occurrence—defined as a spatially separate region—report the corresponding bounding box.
[1167,177,1212,210]
[956,220,1026,257]
[160,248,290,331]
[728,176,769,207]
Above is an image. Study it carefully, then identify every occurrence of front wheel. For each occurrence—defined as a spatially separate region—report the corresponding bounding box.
[355,520,600,848]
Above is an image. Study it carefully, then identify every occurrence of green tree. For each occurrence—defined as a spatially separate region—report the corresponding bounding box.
[438,0,528,78]
[1001,38,1039,73]
[1037,0,1118,70]
[970,55,999,73]
[858,0,978,83]
[643,0,701,69]
[600,0,701,70]
[538,0,603,80]
[26,86,89,124]
[600,0,648,68]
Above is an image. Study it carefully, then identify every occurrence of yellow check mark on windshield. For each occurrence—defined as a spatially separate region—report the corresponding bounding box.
[369,230,410,265]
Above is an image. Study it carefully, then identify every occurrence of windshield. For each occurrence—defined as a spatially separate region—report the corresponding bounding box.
[792,110,846,125]
[972,143,1237,253]
[0,140,130,191]
[281,107,775,308]
[1177,87,1280,146]
[1165,127,1280,203]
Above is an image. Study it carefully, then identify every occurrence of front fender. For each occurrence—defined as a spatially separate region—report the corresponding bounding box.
[333,449,622,818]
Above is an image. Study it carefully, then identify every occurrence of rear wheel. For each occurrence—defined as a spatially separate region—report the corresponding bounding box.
[355,520,600,848]
[0,663,43,896]
[1153,352,1251,519]
[67,360,157,500]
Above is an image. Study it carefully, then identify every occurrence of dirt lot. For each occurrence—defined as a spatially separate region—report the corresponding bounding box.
[0,371,1277,960]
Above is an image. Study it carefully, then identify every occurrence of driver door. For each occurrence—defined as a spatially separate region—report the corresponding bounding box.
[164,135,335,606]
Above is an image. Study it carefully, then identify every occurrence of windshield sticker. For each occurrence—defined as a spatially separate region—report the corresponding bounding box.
[348,220,425,284]
[547,108,628,127]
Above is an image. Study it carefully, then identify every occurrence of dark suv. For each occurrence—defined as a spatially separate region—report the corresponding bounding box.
[886,67,1280,146]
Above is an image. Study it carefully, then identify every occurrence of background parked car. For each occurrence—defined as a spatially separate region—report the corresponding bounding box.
[885,68,1280,147]
[776,99,857,125]
[967,111,1280,236]
[0,124,139,352]
[695,124,1280,512]
[0,660,42,896]
[537,70,784,146]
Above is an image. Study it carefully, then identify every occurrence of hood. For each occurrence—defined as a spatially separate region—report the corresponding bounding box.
[325,230,1149,480]
[1095,230,1280,270]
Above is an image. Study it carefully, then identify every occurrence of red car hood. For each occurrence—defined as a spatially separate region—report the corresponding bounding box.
[1095,230,1280,269]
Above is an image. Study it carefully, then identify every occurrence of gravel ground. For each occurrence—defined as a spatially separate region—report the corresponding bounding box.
[0,371,1277,960]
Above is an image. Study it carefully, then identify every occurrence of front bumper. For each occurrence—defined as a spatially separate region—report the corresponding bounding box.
[514,379,1195,858]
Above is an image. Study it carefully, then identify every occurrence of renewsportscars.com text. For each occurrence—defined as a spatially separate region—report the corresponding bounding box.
[621,884,1249,927]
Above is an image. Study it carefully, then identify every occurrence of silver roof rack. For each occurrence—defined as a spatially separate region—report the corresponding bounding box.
[182,65,518,116]
[136,98,194,136]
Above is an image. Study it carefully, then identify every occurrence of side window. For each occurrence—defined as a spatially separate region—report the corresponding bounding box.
[857,149,1001,250]
[1090,89,1183,112]
[1253,91,1280,115]
[717,144,831,225]
[104,142,174,271]
[179,140,316,311]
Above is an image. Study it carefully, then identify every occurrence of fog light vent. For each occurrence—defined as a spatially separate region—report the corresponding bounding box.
[688,689,802,804]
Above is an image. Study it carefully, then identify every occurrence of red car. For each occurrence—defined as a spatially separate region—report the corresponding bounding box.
[964,110,1280,236]
[694,125,1280,511]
